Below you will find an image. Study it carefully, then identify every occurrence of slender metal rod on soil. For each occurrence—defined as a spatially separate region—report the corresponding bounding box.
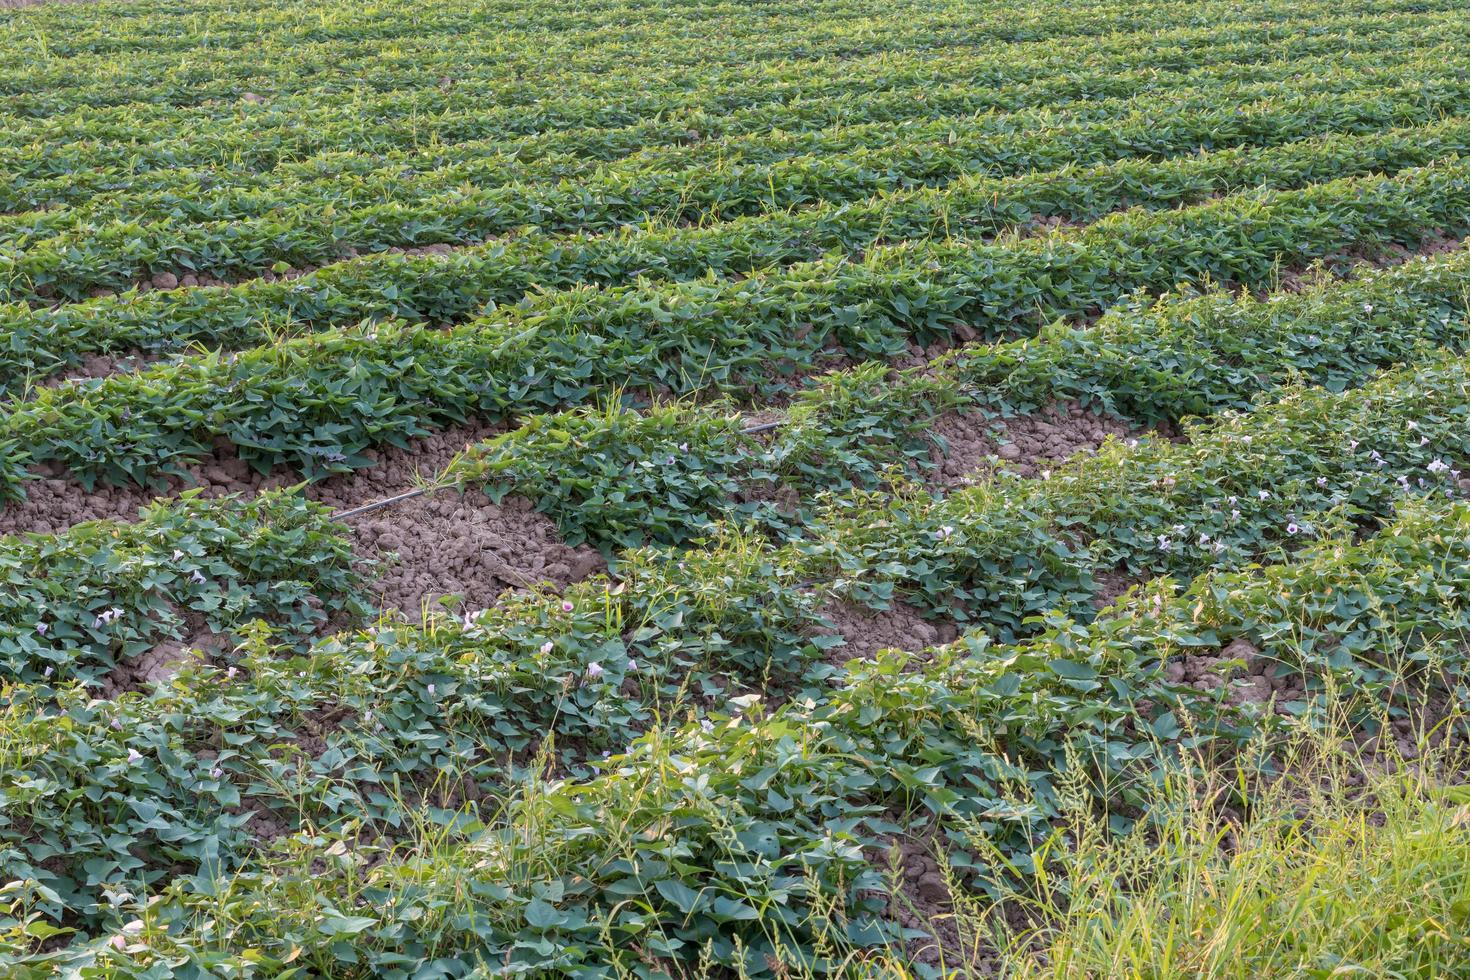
[331,417,785,521]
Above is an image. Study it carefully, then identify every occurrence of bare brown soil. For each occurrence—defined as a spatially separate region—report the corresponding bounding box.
[874,829,995,976]
[353,489,603,620]
[928,400,1143,487]
[816,599,958,664]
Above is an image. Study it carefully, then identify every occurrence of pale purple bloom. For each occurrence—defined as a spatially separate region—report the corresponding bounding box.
[35,622,47,636]
[1258,490,1269,500]
[934,525,954,541]
[1156,535,1172,553]
[190,571,206,584]
[1428,459,1450,474]
[586,662,604,679]
[539,640,554,655]
[626,658,637,671]
[426,683,436,696]
[1316,477,1328,487]
[1286,522,1300,535]
[126,749,143,763]
[561,600,574,613]
[210,766,223,780]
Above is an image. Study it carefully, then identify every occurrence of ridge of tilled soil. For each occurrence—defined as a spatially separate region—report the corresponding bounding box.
[0,422,604,622]
[817,599,959,665]
[928,399,1149,487]
[883,832,992,975]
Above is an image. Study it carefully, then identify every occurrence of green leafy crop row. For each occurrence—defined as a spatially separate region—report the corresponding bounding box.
[7,485,1467,972]
[4,19,1454,221]
[450,349,1470,640]
[4,335,1465,931]
[10,62,1466,303]
[3,38,1445,240]
[10,108,1470,392]
[4,0,1438,138]
[3,160,1467,494]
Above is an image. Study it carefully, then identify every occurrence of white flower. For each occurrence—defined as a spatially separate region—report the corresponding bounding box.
[1286,522,1300,535]
[586,662,604,679]
[1258,490,1269,500]
[539,640,554,655]
[626,658,637,671]
[934,525,954,541]
[1156,535,1172,553]
[700,719,715,733]
[426,683,436,696]
[1231,509,1241,521]
[126,749,143,763]
[1363,303,1374,314]
[1316,476,1328,486]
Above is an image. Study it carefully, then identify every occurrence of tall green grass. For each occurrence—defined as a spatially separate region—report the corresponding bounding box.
[972,718,1470,979]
